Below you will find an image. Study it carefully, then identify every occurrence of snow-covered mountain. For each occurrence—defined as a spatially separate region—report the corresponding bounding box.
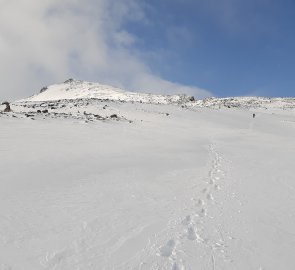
[20,79,195,104]
[1,81,295,269]
[19,79,295,112]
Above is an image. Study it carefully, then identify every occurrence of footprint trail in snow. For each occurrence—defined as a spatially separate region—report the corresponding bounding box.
[141,142,232,270]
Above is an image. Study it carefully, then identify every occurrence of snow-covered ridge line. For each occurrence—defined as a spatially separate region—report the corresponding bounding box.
[192,96,295,110]
[19,79,195,104]
[16,79,295,110]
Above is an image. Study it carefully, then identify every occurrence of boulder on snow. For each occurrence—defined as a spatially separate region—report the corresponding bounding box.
[64,78,75,84]
[40,86,48,93]
[2,101,11,112]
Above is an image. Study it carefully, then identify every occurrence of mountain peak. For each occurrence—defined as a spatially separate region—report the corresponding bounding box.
[20,79,195,104]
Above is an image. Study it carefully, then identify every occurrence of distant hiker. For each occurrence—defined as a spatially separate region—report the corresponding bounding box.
[253,113,256,118]
[2,102,11,112]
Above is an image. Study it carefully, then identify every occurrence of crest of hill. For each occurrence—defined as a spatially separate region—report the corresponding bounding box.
[21,79,195,104]
[193,96,295,110]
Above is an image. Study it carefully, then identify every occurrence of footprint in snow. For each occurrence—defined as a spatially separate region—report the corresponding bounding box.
[206,193,214,201]
[202,188,208,194]
[196,199,205,206]
[187,227,205,243]
[196,208,207,217]
[209,178,216,185]
[181,215,192,226]
[41,249,72,269]
[172,261,185,270]
[159,239,176,257]
[187,226,198,241]
[214,184,221,190]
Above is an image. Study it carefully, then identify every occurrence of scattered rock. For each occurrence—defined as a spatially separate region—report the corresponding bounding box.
[3,100,132,124]
[64,78,74,84]
[2,101,11,112]
[40,86,48,93]
[94,114,104,119]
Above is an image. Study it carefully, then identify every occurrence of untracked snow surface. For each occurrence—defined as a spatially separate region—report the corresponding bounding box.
[1,85,295,269]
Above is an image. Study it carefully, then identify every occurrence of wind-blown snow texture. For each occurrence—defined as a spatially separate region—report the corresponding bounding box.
[1,80,295,269]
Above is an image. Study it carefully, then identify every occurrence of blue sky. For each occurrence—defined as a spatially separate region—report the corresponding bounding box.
[124,0,295,97]
[1,0,294,99]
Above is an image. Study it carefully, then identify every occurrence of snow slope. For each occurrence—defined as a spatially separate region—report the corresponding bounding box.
[1,86,295,269]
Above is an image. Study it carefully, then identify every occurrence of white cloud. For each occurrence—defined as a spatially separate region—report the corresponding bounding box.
[0,0,211,101]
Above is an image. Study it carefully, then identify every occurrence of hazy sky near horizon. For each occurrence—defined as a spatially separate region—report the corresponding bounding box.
[0,0,294,100]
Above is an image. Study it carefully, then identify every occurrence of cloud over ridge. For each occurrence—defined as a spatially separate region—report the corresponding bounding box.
[0,0,211,100]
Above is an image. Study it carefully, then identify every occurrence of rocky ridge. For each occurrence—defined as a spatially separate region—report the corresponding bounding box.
[1,80,295,123]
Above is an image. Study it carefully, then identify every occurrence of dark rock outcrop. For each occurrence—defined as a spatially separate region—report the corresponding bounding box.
[2,102,11,112]
[40,86,48,93]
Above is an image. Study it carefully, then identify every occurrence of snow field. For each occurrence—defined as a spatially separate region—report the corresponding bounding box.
[0,100,295,269]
